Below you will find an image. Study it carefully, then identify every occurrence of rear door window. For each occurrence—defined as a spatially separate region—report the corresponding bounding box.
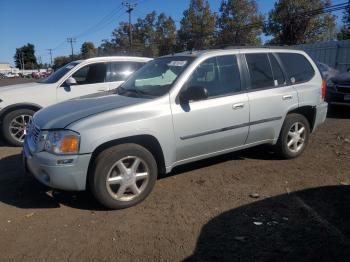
[245,53,274,90]
[276,53,315,84]
[107,62,145,82]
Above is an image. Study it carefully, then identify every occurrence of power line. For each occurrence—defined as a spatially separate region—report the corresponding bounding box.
[74,4,125,39]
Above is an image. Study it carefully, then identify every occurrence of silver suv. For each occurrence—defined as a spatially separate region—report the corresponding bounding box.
[23,48,328,209]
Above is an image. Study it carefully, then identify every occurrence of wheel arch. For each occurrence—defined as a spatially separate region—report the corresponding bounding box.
[87,134,166,186]
[286,106,316,132]
[0,103,42,122]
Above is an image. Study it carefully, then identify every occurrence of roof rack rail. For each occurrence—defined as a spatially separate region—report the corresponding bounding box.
[210,44,296,50]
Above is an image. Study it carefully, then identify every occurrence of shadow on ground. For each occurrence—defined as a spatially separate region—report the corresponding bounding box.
[0,153,104,211]
[185,185,350,262]
[0,145,276,211]
[327,105,350,119]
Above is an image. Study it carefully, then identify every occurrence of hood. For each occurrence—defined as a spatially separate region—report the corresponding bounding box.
[330,72,350,85]
[34,94,147,129]
[0,82,46,94]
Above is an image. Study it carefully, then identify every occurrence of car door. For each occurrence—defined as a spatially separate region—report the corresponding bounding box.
[243,52,298,144]
[171,54,250,162]
[56,62,109,101]
[107,61,146,91]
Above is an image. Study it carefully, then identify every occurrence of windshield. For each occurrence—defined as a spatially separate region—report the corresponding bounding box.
[38,61,80,83]
[117,56,194,98]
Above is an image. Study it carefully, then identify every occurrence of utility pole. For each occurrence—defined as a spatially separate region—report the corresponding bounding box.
[47,48,53,66]
[67,38,76,60]
[21,52,24,73]
[122,1,137,49]
[17,53,22,72]
[38,56,42,68]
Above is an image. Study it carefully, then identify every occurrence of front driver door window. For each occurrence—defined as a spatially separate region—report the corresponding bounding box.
[57,62,109,101]
[171,55,250,162]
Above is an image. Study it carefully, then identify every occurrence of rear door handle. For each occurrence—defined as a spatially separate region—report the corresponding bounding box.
[232,103,244,110]
[282,95,293,100]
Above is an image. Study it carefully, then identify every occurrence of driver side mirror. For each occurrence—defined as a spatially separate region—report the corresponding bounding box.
[63,77,77,91]
[180,85,208,104]
[65,77,77,86]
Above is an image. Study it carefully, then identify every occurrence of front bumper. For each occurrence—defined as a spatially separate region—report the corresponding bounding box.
[313,102,328,132]
[326,89,350,106]
[23,139,91,191]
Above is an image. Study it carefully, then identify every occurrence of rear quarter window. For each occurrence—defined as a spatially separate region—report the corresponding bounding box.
[277,53,315,84]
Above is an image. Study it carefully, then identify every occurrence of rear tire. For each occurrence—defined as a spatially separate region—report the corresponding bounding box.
[276,113,310,159]
[2,109,35,146]
[89,143,158,209]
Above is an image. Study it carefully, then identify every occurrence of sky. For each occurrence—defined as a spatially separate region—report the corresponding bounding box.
[0,0,347,66]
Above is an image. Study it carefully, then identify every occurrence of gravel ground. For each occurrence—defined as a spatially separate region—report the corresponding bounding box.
[0,79,349,261]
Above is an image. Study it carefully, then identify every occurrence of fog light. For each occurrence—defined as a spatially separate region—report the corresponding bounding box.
[57,159,74,165]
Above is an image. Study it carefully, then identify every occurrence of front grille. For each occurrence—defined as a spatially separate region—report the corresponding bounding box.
[31,124,41,145]
[336,85,350,94]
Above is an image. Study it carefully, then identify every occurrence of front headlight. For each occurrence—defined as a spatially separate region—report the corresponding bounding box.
[326,79,335,89]
[44,130,80,155]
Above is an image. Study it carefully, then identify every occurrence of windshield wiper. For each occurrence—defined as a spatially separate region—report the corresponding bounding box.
[117,87,142,96]
[117,87,154,97]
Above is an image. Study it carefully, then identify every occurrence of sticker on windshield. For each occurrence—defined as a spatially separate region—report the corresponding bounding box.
[66,65,74,69]
[167,61,187,67]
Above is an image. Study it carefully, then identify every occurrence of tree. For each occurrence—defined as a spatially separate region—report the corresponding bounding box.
[217,0,264,45]
[137,11,158,56]
[53,55,80,69]
[155,13,177,56]
[178,0,216,50]
[265,0,336,45]
[80,42,97,59]
[14,43,38,69]
[337,0,350,40]
[98,11,177,57]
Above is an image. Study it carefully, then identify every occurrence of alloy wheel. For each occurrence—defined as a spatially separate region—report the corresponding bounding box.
[8,114,32,143]
[106,156,150,202]
[287,122,306,153]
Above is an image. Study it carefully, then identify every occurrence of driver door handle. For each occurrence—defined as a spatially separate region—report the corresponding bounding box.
[232,103,244,110]
[282,95,293,100]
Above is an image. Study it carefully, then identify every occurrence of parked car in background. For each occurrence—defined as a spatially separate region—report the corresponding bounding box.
[31,71,41,79]
[3,72,18,78]
[0,56,152,146]
[326,71,350,106]
[316,62,338,80]
[23,48,327,209]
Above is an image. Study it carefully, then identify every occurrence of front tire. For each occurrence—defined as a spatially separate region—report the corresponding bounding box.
[276,113,310,159]
[89,143,158,209]
[2,109,35,146]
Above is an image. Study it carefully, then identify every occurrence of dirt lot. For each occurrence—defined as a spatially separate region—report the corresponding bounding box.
[0,79,349,261]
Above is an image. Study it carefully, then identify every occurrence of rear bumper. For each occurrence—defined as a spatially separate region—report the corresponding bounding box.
[23,139,91,191]
[313,102,328,132]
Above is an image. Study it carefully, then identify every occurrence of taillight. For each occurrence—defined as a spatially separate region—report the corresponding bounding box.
[321,79,326,99]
